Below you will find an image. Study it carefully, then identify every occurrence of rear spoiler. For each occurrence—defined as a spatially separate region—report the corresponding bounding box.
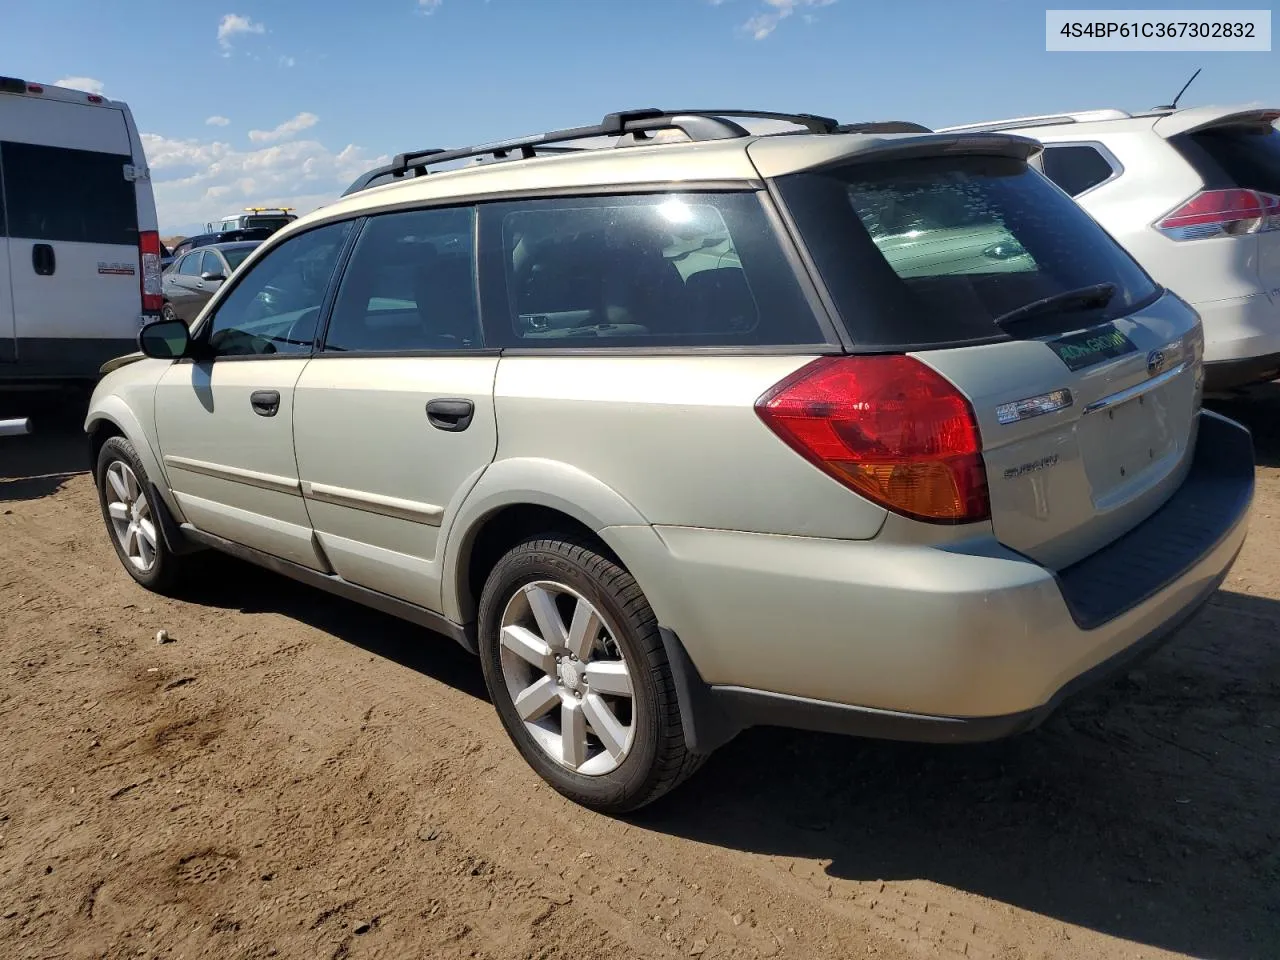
[1153,105,1280,138]
[746,132,1043,178]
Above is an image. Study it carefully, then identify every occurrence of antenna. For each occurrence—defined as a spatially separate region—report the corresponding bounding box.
[1154,68,1201,111]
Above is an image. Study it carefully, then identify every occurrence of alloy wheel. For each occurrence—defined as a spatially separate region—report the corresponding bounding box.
[498,580,636,776]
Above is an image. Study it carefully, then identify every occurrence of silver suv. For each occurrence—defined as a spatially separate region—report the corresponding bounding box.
[85,109,1255,812]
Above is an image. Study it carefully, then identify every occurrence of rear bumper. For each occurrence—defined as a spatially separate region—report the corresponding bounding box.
[1196,291,1280,387]
[1204,353,1280,392]
[612,411,1254,751]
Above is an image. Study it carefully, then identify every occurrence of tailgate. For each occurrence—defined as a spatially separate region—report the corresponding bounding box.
[919,293,1204,569]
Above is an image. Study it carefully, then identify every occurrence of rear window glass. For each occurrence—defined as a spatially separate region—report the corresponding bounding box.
[776,155,1160,348]
[0,141,137,245]
[479,192,826,348]
[1172,123,1280,196]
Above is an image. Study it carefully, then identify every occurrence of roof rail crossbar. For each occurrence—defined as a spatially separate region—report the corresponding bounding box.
[835,120,933,134]
[658,109,841,134]
[387,109,754,178]
[345,107,932,196]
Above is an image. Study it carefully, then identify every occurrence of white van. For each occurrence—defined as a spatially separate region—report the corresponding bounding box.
[0,75,161,385]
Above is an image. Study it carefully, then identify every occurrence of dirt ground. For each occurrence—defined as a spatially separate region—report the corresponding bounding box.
[1,390,1278,960]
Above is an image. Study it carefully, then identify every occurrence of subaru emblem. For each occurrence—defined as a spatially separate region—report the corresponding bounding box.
[1146,350,1166,376]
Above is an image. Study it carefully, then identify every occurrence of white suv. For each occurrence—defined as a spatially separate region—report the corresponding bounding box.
[942,105,1280,391]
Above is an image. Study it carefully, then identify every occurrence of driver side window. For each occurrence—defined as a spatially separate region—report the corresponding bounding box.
[203,221,351,357]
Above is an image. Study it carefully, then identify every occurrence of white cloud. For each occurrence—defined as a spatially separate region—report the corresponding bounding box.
[141,129,388,234]
[279,55,296,68]
[53,76,105,95]
[205,115,231,127]
[417,0,443,13]
[742,0,835,39]
[217,13,265,53]
[248,111,320,144]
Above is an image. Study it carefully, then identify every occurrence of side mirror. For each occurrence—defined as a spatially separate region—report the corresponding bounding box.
[138,318,192,360]
[200,271,226,283]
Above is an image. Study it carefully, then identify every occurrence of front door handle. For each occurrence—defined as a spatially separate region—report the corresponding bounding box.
[32,244,55,276]
[426,398,474,432]
[250,389,281,417]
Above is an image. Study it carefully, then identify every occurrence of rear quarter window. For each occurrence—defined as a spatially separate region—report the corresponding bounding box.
[1041,144,1117,196]
[775,155,1160,349]
[0,140,137,245]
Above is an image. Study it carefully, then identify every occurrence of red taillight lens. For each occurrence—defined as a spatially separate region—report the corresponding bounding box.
[755,355,990,524]
[1156,188,1280,240]
[138,231,164,313]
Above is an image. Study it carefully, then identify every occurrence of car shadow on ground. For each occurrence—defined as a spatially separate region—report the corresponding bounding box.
[636,589,1280,960]
[0,391,91,501]
[1208,384,1280,467]
[176,551,489,702]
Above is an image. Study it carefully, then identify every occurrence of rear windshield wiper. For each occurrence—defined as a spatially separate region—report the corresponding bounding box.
[992,282,1118,331]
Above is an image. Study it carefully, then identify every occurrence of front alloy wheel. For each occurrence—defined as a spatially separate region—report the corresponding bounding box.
[104,460,158,573]
[95,435,187,593]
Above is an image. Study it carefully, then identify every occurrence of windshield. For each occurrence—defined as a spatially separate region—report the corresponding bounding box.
[775,155,1161,348]
[222,245,258,271]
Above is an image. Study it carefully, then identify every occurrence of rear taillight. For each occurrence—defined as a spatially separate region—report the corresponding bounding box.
[1156,188,1280,241]
[755,355,990,524]
[139,231,163,313]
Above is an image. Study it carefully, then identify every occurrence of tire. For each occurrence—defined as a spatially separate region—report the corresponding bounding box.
[161,302,178,324]
[95,436,186,594]
[478,535,705,813]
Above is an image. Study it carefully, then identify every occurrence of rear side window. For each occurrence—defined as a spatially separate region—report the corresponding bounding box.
[201,251,223,276]
[178,254,202,276]
[1041,145,1117,196]
[1171,123,1280,195]
[479,192,826,348]
[324,206,480,353]
[775,155,1160,349]
[0,141,137,245]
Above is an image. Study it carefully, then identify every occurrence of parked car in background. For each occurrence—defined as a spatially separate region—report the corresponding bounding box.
[170,227,274,261]
[206,207,296,235]
[0,75,162,385]
[941,104,1280,391]
[161,241,261,324]
[86,108,1253,813]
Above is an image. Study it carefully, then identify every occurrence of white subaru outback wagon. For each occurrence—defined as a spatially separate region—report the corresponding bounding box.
[86,109,1255,812]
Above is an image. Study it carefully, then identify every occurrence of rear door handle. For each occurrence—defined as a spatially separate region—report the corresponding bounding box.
[250,389,281,417]
[426,398,474,432]
[32,244,55,276]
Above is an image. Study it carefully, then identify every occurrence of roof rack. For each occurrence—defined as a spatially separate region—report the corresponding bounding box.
[938,109,1131,134]
[342,108,931,196]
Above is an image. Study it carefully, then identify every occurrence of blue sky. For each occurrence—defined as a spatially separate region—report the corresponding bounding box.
[2,0,1276,234]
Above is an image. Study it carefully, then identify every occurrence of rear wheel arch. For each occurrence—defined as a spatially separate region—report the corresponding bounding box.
[440,460,651,624]
[458,503,620,628]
